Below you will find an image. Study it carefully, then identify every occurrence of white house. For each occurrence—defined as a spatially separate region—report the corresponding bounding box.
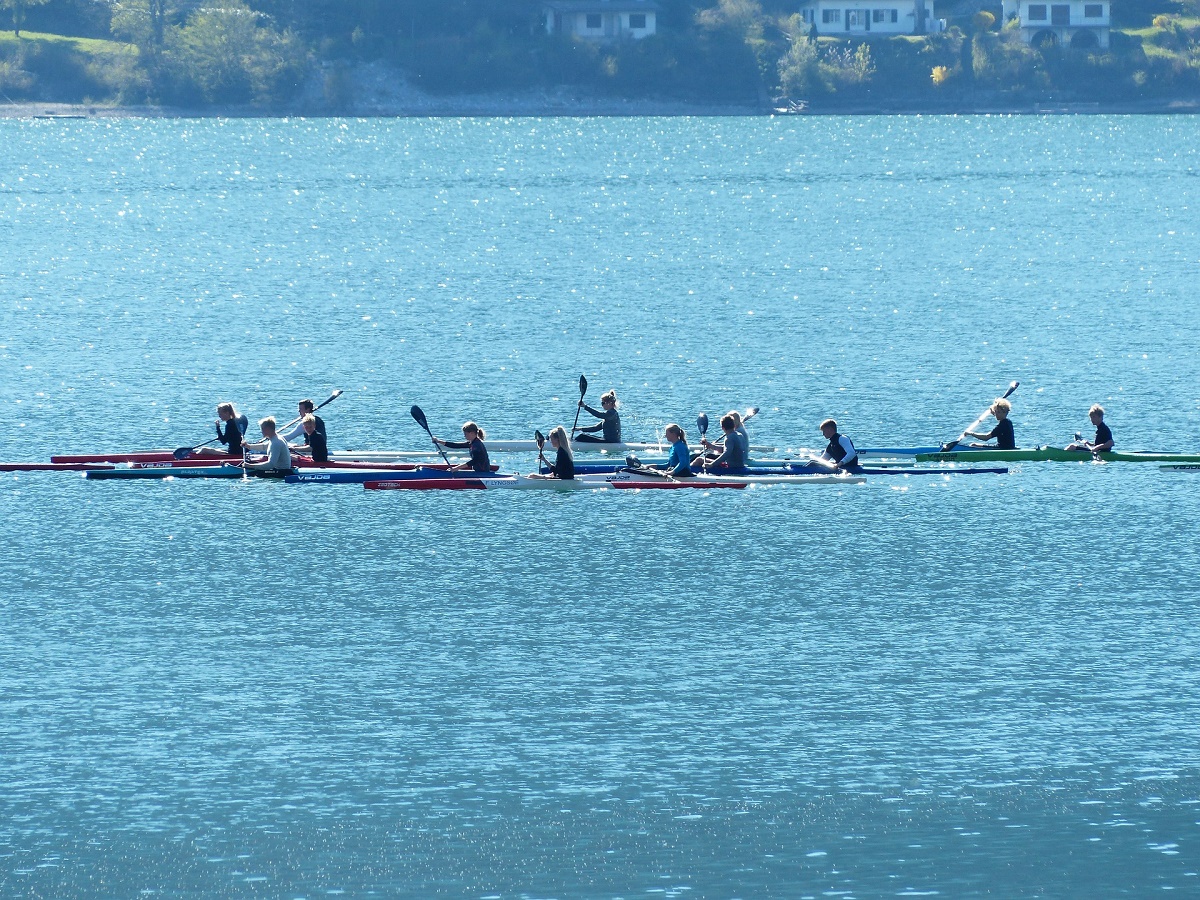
[543,1,659,41]
[1002,0,1110,48]
[795,0,944,35]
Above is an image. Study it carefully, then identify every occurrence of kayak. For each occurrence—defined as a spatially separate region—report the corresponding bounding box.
[52,440,777,465]
[915,447,1200,463]
[85,465,285,481]
[0,462,116,472]
[557,462,1004,477]
[364,472,865,491]
[1160,464,1200,471]
[286,468,509,485]
[123,458,492,472]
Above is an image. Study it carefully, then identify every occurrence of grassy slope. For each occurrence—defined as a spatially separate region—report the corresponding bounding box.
[0,30,134,55]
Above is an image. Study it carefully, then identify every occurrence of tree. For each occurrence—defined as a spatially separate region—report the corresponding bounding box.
[167,0,307,104]
[111,0,185,56]
[2,0,50,37]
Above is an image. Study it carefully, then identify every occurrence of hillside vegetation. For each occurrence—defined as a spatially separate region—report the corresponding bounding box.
[1,0,1197,109]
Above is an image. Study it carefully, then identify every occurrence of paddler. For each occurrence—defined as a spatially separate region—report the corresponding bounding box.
[964,398,1015,449]
[575,390,621,444]
[655,423,694,476]
[435,421,491,472]
[529,426,575,480]
[281,398,326,444]
[288,414,329,463]
[1065,404,1114,453]
[813,419,859,471]
[241,417,293,475]
[193,402,248,458]
[693,413,746,471]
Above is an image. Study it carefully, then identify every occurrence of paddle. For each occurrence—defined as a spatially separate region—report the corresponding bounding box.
[570,375,588,436]
[695,413,710,472]
[174,389,343,460]
[941,381,1019,452]
[411,405,453,467]
[535,429,549,473]
[1073,431,1103,462]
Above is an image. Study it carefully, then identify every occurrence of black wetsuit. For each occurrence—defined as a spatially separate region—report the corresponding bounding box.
[1093,422,1113,448]
[444,438,491,472]
[216,415,247,456]
[305,429,329,463]
[981,418,1015,450]
[551,447,575,480]
[577,405,621,443]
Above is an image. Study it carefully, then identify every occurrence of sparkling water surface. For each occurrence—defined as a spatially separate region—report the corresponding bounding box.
[2,116,1199,897]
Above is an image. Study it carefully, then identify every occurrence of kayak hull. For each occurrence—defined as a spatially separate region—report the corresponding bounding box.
[364,473,865,491]
[915,447,1200,463]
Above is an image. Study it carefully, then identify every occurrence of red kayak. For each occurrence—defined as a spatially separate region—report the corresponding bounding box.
[0,462,117,472]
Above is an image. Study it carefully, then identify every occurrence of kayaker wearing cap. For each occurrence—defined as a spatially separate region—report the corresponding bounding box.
[242,417,293,475]
[435,421,491,472]
[575,390,621,444]
[964,398,1015,449]
[1065,404,1114,453]
[693,413,746,471]
[655,423,694,477]
[281,398,326,444]
[814,419,859,471]
[288,414,329,463]
[529,426,575,480]
[194,402,248,458]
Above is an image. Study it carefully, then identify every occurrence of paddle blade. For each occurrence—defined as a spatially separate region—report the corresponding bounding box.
[1002,381,1019,399]
[578,374,588,398]
[535,430,546,449]
[173,447,194,460]
[744,406,760,420]
[697,412,709,436]
[410,405,429,432]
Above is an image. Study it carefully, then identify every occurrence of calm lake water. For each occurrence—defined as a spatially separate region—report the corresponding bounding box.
[2,115,1199,897]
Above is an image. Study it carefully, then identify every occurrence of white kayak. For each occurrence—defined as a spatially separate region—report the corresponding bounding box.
[364,472,865,491]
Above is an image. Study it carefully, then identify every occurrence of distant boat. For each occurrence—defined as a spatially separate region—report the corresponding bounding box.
[772,99,809,114]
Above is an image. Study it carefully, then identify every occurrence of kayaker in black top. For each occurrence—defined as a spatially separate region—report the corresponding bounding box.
[965,398,1015,449]
[575,390,621,444]
[281,398,326,444]
[194,402,248,457]
[290,414,329,463]
[693,413,747,472]
[813,419,859,471]
[529,426,575,480]
[1066,404,1114,453]
[435,421,491,472]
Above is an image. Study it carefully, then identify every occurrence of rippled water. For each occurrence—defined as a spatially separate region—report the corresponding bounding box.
[2,116,1199,897]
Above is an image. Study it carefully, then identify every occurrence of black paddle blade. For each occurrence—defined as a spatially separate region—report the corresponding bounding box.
[697,412,709,436]
[410,405,429,432]
[745,406,759,419]
[173,446,194,460]
[535,430,546,449]
[1002,381,1019,399]
[578,375,587,397]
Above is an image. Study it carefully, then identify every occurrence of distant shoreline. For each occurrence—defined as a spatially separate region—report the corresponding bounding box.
[3,97,1198,119]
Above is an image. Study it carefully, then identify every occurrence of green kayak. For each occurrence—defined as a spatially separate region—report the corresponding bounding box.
[914,447,1200,463]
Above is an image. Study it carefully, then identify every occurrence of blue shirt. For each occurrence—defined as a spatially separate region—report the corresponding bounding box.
[663,440,693,476]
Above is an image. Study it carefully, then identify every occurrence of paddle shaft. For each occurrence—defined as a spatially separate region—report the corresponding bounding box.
[570,375,588,435]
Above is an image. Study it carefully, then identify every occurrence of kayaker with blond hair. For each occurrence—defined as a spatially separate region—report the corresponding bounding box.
[575,390,621,444]
[965,398,1015,449]
[1066,405,1114,453]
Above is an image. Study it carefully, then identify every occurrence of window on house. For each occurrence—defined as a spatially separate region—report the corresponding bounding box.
[1051,4,1069,23]
[1083,3,1102,16]
[871,9,898,22]
[1027,4,1047,19]
[892,9,898,21]
[586,13,602,28]
[823,9,841,23]
[629,13,646,28]
[847,9,863,25]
